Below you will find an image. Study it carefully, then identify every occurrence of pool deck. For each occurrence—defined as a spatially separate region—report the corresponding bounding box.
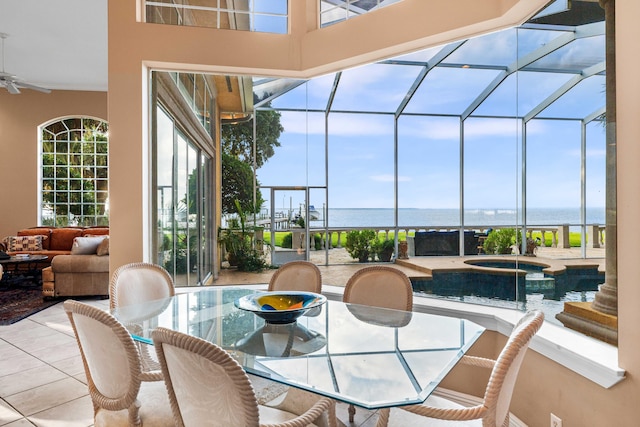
[397,247,605,277]
[213,246,605,287]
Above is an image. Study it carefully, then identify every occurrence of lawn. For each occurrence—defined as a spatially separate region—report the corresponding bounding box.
[263,230,586,248]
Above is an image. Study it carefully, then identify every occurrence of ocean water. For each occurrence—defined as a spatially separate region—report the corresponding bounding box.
[308,208,605,229]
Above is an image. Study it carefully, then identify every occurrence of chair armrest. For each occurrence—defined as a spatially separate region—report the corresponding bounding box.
[460,355,496,369]
[261,394,336,427]
[376,403,488,427]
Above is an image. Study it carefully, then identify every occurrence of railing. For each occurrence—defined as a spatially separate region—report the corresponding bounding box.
[268,224,605,252]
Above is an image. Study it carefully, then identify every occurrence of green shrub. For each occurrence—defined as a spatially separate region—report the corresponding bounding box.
[483,228,516,254]
[314,234,323,250]
[281,233,293,249]
[345,229,377,262]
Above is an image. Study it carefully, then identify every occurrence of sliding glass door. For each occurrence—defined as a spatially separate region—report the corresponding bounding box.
[154,104,213,286]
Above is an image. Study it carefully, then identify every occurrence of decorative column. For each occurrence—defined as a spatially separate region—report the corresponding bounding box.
[591,0,617,316]
[556,0,617,344]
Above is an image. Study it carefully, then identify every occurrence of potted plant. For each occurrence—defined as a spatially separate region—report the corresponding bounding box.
[345,229,377,262]
[515,232,540,256]
[375,238,395,262]
[218,200,268,272]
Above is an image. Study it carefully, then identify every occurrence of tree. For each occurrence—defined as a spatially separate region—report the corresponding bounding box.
[221,153,265,215]
[221,107,283,168]
[221,102,283,215]
[41,118,108,226]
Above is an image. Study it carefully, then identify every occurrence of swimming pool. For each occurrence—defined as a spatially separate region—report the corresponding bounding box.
[410,259,604,326]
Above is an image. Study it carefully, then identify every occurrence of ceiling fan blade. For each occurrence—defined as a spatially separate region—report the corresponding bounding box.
[6,81,20,94]
[15,81,51,94]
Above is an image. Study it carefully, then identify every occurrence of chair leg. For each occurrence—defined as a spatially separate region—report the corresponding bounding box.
[348,403,356,423]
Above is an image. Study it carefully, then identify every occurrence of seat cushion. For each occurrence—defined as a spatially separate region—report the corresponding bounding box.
[50,228,84,251]
[51,254,109,273]
[82,227,110,236]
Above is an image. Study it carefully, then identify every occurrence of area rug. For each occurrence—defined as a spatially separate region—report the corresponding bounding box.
[0,280,59,325]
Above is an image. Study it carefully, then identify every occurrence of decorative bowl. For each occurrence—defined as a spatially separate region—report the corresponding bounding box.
[234,291,327,324]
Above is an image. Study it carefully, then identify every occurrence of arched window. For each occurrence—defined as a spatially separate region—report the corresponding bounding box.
[39,117,109,226]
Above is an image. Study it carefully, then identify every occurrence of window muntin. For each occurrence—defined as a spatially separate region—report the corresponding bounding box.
[320,0,403,27]
[145,0,288,34]
[170,72,214,135]
[40,117,109,226]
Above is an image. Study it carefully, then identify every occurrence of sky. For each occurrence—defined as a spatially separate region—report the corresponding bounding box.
[253,23,606,215]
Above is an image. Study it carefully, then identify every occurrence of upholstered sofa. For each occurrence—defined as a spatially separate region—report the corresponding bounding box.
[0,227,110,298]
[1,226,109,263]
[42,252,109,298]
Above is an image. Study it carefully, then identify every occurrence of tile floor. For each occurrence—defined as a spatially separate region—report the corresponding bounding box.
[0,297,105,427]
[0,294,379,427]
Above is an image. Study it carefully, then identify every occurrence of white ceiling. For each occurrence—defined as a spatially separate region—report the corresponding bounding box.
[0,0,107,92]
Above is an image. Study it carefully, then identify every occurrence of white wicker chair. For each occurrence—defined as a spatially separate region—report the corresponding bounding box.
[343,265,413,421]
[109,262,175,381]
[109,262,175,309]
[64,300,173,427]
[268,260,322,293]
[343,265,413,311]
[375,310,545,427]
[152,327,337,427]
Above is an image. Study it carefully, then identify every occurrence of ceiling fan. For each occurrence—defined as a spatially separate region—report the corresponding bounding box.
[0,32,51,94]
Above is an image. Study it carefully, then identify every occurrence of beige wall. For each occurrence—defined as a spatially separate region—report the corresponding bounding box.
[0,89,107,240]
[615,0,640,410]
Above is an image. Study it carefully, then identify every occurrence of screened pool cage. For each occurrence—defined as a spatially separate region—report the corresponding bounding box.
[233,17,606,266]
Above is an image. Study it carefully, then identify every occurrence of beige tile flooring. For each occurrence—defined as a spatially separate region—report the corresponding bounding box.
[0,294,379,427]
[0,298,104,427]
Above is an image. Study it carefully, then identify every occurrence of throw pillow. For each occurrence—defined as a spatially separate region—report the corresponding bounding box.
[96,237,109,256]
[17,228,52,250]
[71,236,106,255]
[3,235,45,251]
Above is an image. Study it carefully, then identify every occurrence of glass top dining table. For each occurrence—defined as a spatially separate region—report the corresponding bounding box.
[111,286,485,410]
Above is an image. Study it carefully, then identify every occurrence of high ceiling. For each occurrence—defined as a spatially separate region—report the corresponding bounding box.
[0,0,107,92]
[0,0,601,95]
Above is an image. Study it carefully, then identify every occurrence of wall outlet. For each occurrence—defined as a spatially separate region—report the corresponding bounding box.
[551,413,562,427]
